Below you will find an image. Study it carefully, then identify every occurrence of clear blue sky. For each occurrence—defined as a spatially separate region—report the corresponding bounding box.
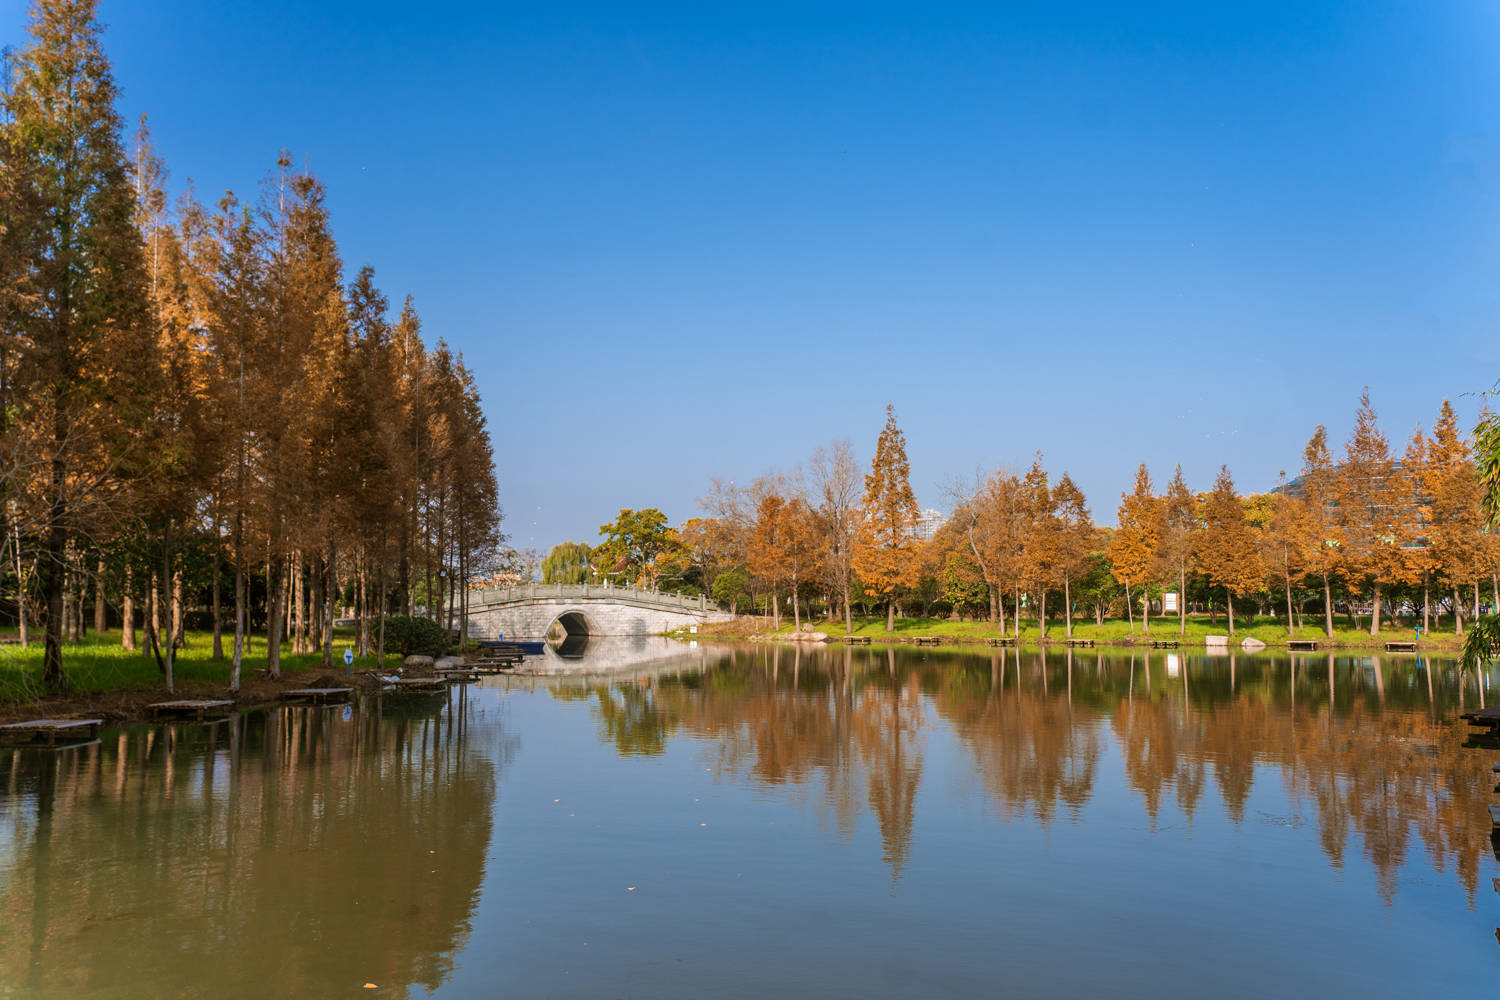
[7,1,1498,552]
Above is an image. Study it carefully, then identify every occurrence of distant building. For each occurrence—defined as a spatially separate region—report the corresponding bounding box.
[916,507,947,541]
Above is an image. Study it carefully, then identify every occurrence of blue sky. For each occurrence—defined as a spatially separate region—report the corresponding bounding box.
[6,1,1499,552]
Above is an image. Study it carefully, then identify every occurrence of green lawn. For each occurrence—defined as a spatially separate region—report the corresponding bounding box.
[758,613,1463,650]
[0,629,402,703]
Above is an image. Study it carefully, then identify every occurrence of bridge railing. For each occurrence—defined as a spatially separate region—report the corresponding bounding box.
[469,582,714,613]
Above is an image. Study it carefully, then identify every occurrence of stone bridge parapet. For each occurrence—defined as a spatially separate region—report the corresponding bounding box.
[466,583,732,640]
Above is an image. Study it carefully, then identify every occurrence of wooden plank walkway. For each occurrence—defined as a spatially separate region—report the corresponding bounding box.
[1383,641,1417,652]
[986,636,1016,647]
[1150,640,1180,649]
[435,668,481,683]
[148,700,234,721]
[1462,708,1500,731]
[911,636,941,646]
[1065,638,1095,648]
[282,687,353,704]
[0,719,102,747]
[843,635,871,644]
[1287,640,1320,651]
[383,677,449,693]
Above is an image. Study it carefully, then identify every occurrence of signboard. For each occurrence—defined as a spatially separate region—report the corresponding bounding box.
[344,648,354,666]
[1163,592,1178,613]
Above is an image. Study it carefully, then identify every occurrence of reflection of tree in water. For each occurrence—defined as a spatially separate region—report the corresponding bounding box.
[0,695,512,999]
[576,643,1495,905]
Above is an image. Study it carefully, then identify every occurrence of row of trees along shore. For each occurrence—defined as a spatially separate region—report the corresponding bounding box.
[0,1,503,692]
[557,395,1500,640]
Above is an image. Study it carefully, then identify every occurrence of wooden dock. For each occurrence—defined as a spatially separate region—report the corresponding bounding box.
[435,667,481,683]
[986,636,1016,647]
[1287,640,1320,651]
[911,636,942,647]
[1490,804,1500,829]
[1150,640,1179,649]
[148,699,234,721]
[382,677,449,693]
[1462,708,1500,732]
[282,687,353,705]
[0,718,102,747]
[843,635,871,645]
[1065,638,1095,648]
[1383,640,1418,652]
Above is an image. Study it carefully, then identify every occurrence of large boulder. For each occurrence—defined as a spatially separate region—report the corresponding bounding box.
[1240,637,1267,653]
[403,654,435,670]
[435,655,466,669]
[787,631,829,643]
[1204,635,1229,647]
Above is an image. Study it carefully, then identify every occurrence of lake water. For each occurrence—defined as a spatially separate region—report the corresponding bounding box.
[2,641,1498,998]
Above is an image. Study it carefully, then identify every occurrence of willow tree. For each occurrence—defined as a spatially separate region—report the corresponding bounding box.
[6,0,154,691]
[853,405,922,631]
[542,541,592,583]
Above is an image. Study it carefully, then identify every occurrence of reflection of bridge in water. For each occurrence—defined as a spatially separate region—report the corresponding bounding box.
[497,635,729,679]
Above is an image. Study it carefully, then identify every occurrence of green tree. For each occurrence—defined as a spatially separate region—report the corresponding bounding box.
[594,508,677,588]
[542,541,592,583]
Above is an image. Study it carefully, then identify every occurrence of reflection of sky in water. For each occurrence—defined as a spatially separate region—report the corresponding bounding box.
[2,644,1497,998]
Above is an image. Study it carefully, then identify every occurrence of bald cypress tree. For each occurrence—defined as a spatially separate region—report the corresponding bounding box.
[5,0,152,690]
[853,405,922,631]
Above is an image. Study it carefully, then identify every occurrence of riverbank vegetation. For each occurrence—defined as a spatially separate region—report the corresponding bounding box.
[554,393,1500,645]
[0,1,503,694]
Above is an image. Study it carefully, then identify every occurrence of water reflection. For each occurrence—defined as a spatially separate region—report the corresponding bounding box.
[0,692,510,999]
[537,643,1497,904]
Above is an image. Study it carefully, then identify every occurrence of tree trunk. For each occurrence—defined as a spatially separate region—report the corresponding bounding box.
[792,581,801,632]
[1014,588,1022,638]
[885,595,894,632]
[230,560,245,693]
[1285,574,1295,639]
[211,531,224,661]
[121,564,135,652]
[172,568,184,649]
[93,555,107,633]
[149,572,161,660]
[163,529,175,693]
[357,553,369,656]
[1226,588,1236,636]
[1142,583,1150,633]
[1369,581,1382,636]
[1064,577,1073,637]
[1422,577,1430,634]
[843,583,853,635]
[1125,581,1134,631]
[1037,590,1047,639]
[1454,585,1463,636]
[321,533,336,671]
[1179,565,1187,636]
[292,549,306,654]
[1322,575,1334,638]
[266,552,284,680]
[989,585,998,625]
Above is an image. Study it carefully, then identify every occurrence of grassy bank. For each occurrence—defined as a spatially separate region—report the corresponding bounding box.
[701,613,1466,652]
[0,629,402,706]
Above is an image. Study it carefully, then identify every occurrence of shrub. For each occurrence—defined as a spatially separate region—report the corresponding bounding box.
[384,615,448,657]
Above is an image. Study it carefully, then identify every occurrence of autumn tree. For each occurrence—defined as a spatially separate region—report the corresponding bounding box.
[1020,456,1060,637]
[1052,473,1093,637]
[1299,426,1343,638]
[748,494,790,628]
[1109,464,1158,632]
[1195,466,1261,635]
[1335,391,1403,635]
[853,405,922,631]
[5,0,154,690]
[1426,400,1483,635]
[1258,475,1309,639]
[1157,465,1196,636]
[809,438,861,632]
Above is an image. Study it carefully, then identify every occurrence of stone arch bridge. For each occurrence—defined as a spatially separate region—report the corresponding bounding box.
[466,583,733,642]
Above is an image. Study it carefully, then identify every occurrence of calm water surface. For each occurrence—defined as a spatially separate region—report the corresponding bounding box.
[3,641,1498,998]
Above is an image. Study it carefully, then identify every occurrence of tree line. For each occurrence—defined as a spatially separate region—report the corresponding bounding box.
[549,393,1498,639]
[0,1,503,691]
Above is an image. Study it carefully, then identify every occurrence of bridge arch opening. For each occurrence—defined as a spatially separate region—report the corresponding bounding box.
[546,611,595,658]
